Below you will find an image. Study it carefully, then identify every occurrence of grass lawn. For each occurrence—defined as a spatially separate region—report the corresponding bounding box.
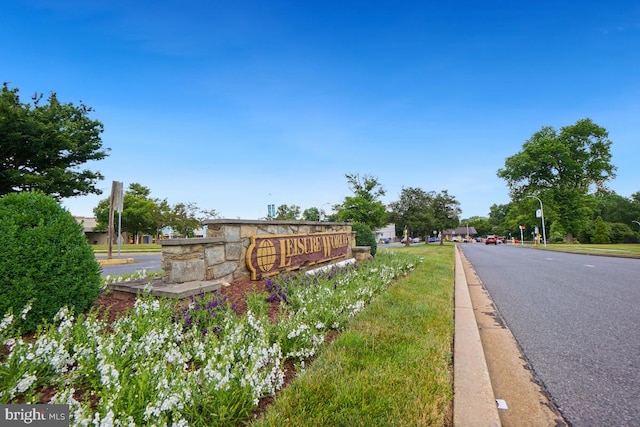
[92,243,161,253]
[535,243,640,257]
[254,243,455,427]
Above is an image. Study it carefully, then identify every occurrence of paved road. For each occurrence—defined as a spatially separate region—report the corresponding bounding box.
[459,244,640,427]
[98,254,161,277]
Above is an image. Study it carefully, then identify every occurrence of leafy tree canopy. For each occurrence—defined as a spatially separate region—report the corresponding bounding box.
[0,83,109,199]
[94,183,218,242]
[275,204,301,220]
[461,216,492,237]
[430,190,461,244]
[590,189,640,226]
[497,118,616,243]
[302,207,320,221]
[388,187,434,239]
[335,173,388,230]
[169,202,218,237]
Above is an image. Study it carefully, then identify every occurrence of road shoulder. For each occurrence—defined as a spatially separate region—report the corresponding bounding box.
[458,249,568,426]
[454,247,501,426]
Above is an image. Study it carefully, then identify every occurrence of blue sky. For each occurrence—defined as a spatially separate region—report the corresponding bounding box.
[3,1,639,220]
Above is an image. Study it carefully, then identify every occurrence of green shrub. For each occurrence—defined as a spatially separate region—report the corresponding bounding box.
[592,216,610,244]
[352,222,377,256]
[609,222,637,243]
[0,192,101,333]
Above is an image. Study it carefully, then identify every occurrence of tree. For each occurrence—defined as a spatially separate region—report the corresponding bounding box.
[462,216,492,238]
[343,173,386,201]
[388,187,434,240]
[168,202,218,237]
[497,118,616,244]
[431,190,461,245]
[94,183,218,242]
[0,83,109,198]
[302,207,321,221]
[592,216,611,244]
[275,204,301,220]
[335,173,388,230]
[590,190,640,226]
[95,183,160,244]
[488,203,511,231]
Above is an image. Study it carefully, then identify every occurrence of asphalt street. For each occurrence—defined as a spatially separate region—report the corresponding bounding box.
[98,254,161,277]
[459,243,640,426]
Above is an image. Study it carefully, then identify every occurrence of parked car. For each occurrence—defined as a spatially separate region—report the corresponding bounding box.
[400,237,420,244]
[379,237,391,244]
[428,237,440,243]
[485,235,498,245]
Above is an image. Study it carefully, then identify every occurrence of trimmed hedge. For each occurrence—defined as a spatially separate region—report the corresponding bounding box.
[0,192,102,333]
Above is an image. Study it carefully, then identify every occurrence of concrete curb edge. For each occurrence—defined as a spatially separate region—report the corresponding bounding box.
[453,245,501,426]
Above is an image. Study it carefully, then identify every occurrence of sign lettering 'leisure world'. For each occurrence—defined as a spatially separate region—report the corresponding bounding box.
[246,232,351,280]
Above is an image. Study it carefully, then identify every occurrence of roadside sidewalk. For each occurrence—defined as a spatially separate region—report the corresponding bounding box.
[454,246,501,426]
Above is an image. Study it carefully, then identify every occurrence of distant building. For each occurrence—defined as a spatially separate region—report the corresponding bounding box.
[375,223,396,241]
[75,216,108,245]
[443,226,478,242]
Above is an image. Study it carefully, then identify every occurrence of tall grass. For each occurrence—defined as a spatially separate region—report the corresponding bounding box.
[255,244,454,427]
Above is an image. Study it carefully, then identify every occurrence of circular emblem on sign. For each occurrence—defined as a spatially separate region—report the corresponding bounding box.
[256,239,277,272]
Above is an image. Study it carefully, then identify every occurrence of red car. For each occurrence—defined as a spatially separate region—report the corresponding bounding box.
[485,235,498,245]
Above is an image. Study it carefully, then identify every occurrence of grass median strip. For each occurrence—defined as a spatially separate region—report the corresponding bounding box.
[255,244,455,427]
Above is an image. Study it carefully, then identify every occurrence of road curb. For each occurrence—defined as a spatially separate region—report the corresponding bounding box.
[453,246,501,426]
[97,258,135,266]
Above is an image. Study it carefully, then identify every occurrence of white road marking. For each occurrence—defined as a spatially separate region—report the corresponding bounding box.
[496,399,509,410]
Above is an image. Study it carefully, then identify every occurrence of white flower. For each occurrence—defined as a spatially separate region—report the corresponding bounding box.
[10,372,37,398]
[4,337,16,351]
[20,301,33,320]
[0,312,14,332]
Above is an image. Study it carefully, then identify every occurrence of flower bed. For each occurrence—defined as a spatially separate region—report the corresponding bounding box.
[0,251,419,426]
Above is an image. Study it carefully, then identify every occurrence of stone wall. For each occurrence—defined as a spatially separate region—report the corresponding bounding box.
[160,219,355,284]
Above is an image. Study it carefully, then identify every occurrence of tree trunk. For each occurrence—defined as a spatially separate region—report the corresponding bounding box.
[566,231,574,245]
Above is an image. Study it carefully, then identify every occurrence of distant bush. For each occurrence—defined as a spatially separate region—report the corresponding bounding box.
[352,222,377,256]
[592,216,610,244]
[609,222,637,243]
[549,221,566,243]
[0,192,101,333]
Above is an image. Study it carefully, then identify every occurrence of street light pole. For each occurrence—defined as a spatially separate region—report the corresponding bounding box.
[526,195,547,247]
